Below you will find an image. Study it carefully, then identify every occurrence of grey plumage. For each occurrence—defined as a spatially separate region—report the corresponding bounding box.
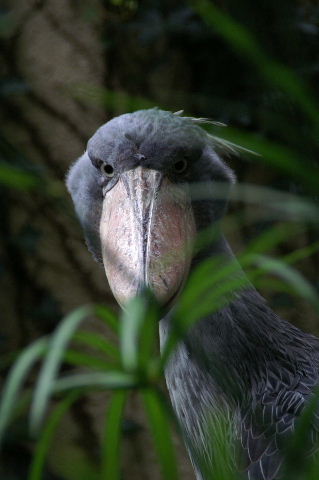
[66,108,319,480]
[161,287,319,479]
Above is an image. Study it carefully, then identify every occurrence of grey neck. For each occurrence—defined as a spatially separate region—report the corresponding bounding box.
[159,235,318,478]
[159,234,316,405]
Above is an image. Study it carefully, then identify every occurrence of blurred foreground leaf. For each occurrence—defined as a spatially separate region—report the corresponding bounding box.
[0,164,41,190]
[101,390,128,480]
[30,306,93,434]
[143,389,179,480]
[0,337,48,447]
[28,391,80,480]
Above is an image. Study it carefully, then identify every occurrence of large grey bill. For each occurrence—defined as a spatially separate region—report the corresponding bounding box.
[100,166,196,308]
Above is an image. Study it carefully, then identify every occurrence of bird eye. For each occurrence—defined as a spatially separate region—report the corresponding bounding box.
[173,159,187,173]
[100,163,114,178]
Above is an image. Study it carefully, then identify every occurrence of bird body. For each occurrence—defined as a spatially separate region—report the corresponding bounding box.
[161,286,319,479]
[66,108,319,480]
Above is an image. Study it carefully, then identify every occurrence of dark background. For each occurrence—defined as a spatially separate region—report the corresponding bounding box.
[1,0,318,478]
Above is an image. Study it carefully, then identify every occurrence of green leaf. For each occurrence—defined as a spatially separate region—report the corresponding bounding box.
[0,164,40,190]
[94,304,119,333]
[284,387,319,479]
[161,222,313,369]
[73,330,120,361]
[244,223,295,255]
[119,292,160,376]
[63,349,115,371]
[251,254,319,312]
[189,181,319,221]
[0,337,48,447]
[197,413,239,480]
[142,389,179,480]
[172,277,249,350]
[101,390,128,480]
[160,263,250,368]
[120,295,147,372]
[138,302,159,375]
[30,306,92,434]
[135,292,160,374]
[213,129,319,191]
[28,391,79,480]
[283,241,319,266]
[53,372,137,393]
[176,257,244,318]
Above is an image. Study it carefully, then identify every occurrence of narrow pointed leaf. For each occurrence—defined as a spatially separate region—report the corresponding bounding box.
[73,331,120,361]
[0,337,48,447]
[53,372,137,393]
[252,254,319,311]
[101,390,128,480]
[120,296,146,372]
[95,304,119,333]
[30,306,92,434]
[143,389,179,480]
[28,391,79,480]
[63,349,115,371]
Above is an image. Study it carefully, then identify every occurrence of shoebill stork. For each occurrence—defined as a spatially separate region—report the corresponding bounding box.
[66,108,319,480]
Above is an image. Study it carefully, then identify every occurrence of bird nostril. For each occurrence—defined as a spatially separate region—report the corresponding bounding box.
[134,153,146,162]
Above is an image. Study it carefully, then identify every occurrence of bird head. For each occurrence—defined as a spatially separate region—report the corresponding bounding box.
[66,108,235,309]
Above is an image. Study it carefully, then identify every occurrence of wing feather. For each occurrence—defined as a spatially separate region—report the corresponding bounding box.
[239,367,319,480]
